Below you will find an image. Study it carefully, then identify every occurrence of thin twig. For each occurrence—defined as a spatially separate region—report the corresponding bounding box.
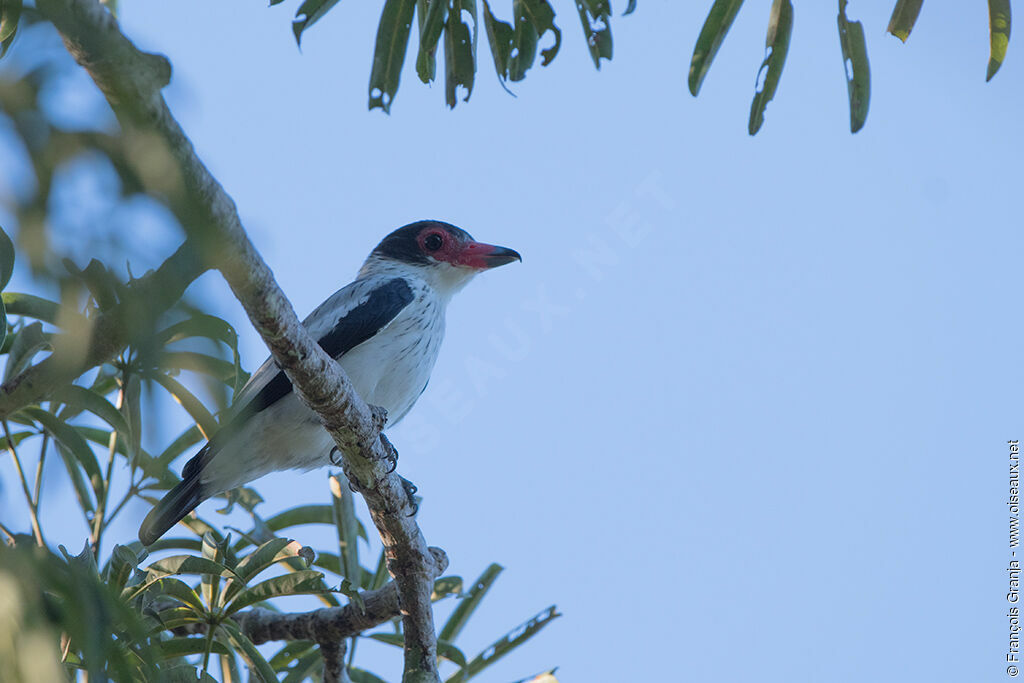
[3,420,45,546]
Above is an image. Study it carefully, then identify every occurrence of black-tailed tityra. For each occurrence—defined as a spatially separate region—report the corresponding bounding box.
[138,220,520,545]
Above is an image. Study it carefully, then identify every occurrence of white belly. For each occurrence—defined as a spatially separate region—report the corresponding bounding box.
[203,291,445,492]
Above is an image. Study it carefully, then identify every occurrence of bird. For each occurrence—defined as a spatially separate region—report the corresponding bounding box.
[139,220,520,545]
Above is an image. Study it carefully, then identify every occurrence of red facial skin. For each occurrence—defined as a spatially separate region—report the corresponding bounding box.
[416,227,521,270]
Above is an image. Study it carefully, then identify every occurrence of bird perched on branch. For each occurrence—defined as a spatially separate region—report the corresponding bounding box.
[139,220,520,545]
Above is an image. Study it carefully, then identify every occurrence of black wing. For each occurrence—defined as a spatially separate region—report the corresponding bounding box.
[181,277,414,480]
[141,277,415,544]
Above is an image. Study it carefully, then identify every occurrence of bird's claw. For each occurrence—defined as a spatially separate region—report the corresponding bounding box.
[328,446,343,467]
[400,476,419,517]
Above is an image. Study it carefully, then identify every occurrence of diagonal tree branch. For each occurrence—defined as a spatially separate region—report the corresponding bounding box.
[34,1,444,680]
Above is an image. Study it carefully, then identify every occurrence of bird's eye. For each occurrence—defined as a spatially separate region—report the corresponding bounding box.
[424,233,444,251]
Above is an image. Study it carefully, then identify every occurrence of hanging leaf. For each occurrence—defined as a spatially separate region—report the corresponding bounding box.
[748,0,793,135]
[886,0,923,42]
[445,606,561,682]
[623,0,636,15]
[987,0,1011,81]
[444,0,477,107]
[292,0,342,46]
[482,0,515,85]
[688,0,744,96]
[520,0,560,65]
[417,0,447,83]
[439,563,503,643]
[576,0,612,69]
[837,0,870,133]
[369,0,417,112]
[509,0,538,81]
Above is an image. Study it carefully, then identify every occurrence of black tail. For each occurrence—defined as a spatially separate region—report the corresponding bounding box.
[138,470,206,546]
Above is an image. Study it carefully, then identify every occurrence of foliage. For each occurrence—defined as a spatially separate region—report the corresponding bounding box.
[243,0,1012,133]
[0,225,559,680]
[0,32,557,682]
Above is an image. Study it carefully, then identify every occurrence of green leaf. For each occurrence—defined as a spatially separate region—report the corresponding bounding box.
[887,0,926,45]
[748,0,793,136]
[439,562,503,643]
[368,632,468,667]
[256,503,368,541]
[349,668,389,683]
[1,292,60,323]
[576,0,612,69]
[51,384,132,438]
[158,637,232,660]
[509,0,538,81]
[444,0,477,107]
[330,473,361,587]
[0,225,14,290]
[157,424,203,468]
[886,0,923,43]
[0,0,21,44]
[369,547,390,590]
[416,0,447,83]
[218,619,278,683]
[3,321,50,383]
[103,543,141,592]
[623,0,636,15]
[445,606,561,683]
[279,648,324,683]
[369,0,417,112]
[20,405,102,488]
[837,0,870,133]
[292,0,342,46]
[987,0,1011,81]
[158,350,243,386]
[145,371,219,438]
[123,555,242,602]
[519,0,560,65]
[226,537,311,601]
[225,569,328,613]
[688,0,744,96]
[481,0,514,85]
[432,575,463,601]
[158,314,247,394]
[145,576,208,614]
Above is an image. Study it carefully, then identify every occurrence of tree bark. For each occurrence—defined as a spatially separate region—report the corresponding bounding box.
[33,1,444,679]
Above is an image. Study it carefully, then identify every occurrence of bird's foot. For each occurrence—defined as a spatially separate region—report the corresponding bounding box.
[379,433,399,474]
[329,446,343,467]
[399,476,419,517]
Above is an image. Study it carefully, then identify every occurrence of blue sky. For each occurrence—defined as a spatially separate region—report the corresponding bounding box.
[1,2,1021,681]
